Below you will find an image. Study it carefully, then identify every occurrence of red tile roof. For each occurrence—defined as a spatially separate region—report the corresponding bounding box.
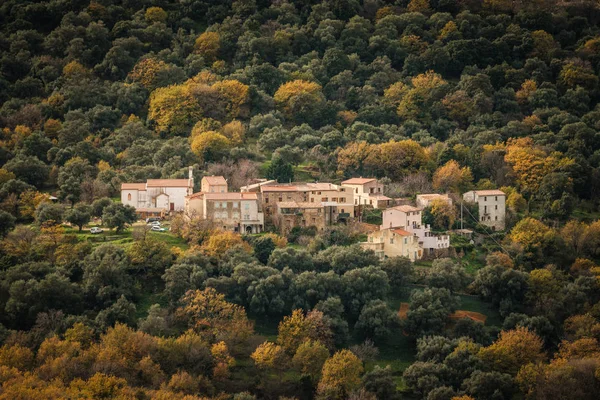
[202,176,227,185]
[390,205,422,212]
[121,183,146,190]
[392,228,412,236]
[341,178,376,185]
[146,179,191,187]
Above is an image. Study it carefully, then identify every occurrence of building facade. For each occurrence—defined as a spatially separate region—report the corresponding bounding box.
[276,201,336,234]
[381,205,450,255]
[185,191,264,233]
[247,182,355,226]
[121,167,194,213]
[462,189,506,230]
[361,228,423,261]
[341,178,392,209]
[201,176,228,193]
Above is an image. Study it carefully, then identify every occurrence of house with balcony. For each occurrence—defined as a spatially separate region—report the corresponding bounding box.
[462,189,506,230]
[382,205,450,255]
[361,228,423,261]
[341,177,392,209]
[185,191,264,233]
[244,182,355,225]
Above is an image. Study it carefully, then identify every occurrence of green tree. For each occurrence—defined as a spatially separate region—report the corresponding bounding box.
[102,203,137,233]
[355,300,401,342]
[65,203,92,231]
[0,211,16,237]
[266,155,294,183]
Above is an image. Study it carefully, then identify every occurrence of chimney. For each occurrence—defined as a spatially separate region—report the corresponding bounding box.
[188,166,194,195]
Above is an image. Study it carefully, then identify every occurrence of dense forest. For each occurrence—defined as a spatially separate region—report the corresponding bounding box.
[2,0,600,399]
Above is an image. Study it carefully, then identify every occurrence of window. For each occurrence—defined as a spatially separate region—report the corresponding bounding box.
[495,216,498,221]
[495,205,498,210]
[340,197,345,202]
[233,212,240,219]
[312,218,316,223]
[404,238,407,244]
[495,196,498,201]
[265,198,269,203]
[233,202,238,208]
[390,238,394,244]
[322,197,328,202]
[244,203,249,209]
[278,197,282,202]
[127,193,131,201]
[484,205,487,213]
[484,196,487,201]
[341,209,345,213]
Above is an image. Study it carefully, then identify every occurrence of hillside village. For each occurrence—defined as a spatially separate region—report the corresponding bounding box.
[121,170,506,261]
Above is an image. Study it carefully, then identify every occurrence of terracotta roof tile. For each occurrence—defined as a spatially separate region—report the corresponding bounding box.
[121,183,146,190]
[146,179,191,187]
[341,178,376,185]
[202,176,227,185]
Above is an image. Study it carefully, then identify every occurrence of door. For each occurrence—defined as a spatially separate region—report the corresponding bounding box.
[170,202,175,211]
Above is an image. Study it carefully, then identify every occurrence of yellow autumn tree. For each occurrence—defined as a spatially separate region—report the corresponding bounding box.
[439,21,458,40]
[292,340,329,381]
[212,80,250,119]
[62,61,91,79]
[128,58,182,90]
[19,190,50,220]
[383,81,409,106]
[251,341,288,370]
[504,138,573,195]
[148,83,205,136]
[211,341,235,380]
[407,0,430,13]
[478,327,545,375]
[43,118,62,139]
[366,139,429,181]
[397,70,448,122]
[199,230,251,258]
[190,131,231,163]
[274,80,325,121]
[509,217,553,253]
[194,31,220,62]
[515,79,537,105]
[145,6,167,23]
[178,288,254,344]
[530,30,557,61]
[316,350,363,400]
[0,168,16,185]
[191,118,222,139]
[220,120,245,145]
[430,198,457,230]
[432,160,473,193]
[336,141,375,177]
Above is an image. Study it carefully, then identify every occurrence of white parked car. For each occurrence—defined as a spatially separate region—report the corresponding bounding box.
[148,221,161,226]
[150,226,167,232]
[90,227,103,234]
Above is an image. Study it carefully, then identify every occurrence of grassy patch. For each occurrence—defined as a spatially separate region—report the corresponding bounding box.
[135,290,167,320]
[148,231,189,250]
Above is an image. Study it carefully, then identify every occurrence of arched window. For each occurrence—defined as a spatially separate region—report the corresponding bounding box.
[127,193,132,201]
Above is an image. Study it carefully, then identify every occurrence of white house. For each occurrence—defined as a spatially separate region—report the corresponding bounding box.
[462,189,506,230]
[121,167,194,214]
[341,178,392,209]
[382,205,450,255]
